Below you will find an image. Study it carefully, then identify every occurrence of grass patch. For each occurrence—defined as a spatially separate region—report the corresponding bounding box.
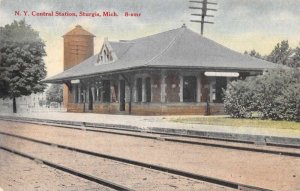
[171,116,300,130]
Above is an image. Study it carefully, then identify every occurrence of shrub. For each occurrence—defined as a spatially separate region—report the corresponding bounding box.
[224,68,300,121]
[224,77,256,118]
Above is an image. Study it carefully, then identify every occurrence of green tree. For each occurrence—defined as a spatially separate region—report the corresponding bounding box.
[291,43,300,68]
[0,20,47,113]
[224,68,300,121]
[46,84,63,105]
[244,50,262,59]
[267,40,293,66]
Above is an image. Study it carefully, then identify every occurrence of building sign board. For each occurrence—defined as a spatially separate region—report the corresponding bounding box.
[204,72,239,77]
[71,79,80,84]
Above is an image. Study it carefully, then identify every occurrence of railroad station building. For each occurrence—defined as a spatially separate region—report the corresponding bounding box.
[44,25,277,115]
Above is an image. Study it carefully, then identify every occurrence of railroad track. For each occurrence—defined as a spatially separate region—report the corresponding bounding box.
[0,132,271,191]
[0,146,132,191]
[0,116,299,158]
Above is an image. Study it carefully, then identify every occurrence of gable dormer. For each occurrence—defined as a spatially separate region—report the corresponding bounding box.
[96,38,118,65]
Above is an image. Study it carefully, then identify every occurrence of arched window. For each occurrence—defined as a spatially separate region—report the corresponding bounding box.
[106,52,110,60]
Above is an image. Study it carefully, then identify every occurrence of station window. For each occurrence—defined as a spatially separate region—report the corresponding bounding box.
[183,76,197,102]
[78,86,82,103]
[73,84,79,103]
[106,52,110,60]
[214,77,227,103]
[102,80,111,102]
[111,84,118,102]
[80,87,86,103]
[95,81,101,102]
[136,78,142,102]
[145,77,151,102]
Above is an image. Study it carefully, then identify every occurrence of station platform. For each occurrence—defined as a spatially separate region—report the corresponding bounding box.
[0,112,299,145]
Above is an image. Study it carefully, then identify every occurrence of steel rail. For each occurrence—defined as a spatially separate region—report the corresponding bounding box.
[0,145,134,191]
[2,116,299,149]
[0,117,299,157]
[0,132,272,191]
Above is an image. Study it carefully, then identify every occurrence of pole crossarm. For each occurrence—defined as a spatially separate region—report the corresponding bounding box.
[189,7,217,11]
[189,1,217,5]
[191,14,214,17]
[190,20,214,24]
[189,0,218,35]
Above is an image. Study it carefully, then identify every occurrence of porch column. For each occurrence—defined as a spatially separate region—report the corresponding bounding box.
[91,87,95,102]
[209,77,216,102]
[78,85,82,103]
[110,81,113,102]
[197,75,201,102]
[72,84,76,103]
[86,83,90,103]
[118,78,121,103]
[161,72,166,103]
[142,77,146,102]
[179,74,183,102]
[133,78,137,102]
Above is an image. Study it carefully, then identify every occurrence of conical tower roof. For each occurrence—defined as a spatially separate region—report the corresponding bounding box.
[63,25,95,37]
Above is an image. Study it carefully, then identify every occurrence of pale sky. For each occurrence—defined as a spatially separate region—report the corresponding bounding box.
[0,0,300,77]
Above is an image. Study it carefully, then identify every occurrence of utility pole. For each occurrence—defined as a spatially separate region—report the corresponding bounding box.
[189,0,217,35]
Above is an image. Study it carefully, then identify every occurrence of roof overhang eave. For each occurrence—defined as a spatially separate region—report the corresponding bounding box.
[42,65,275,84]
[41,67,146,83]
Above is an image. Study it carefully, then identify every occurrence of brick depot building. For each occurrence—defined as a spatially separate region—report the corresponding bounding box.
[44,25,277,115]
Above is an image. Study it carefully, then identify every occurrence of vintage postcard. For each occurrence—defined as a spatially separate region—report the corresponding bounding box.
[0,0,299,191]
